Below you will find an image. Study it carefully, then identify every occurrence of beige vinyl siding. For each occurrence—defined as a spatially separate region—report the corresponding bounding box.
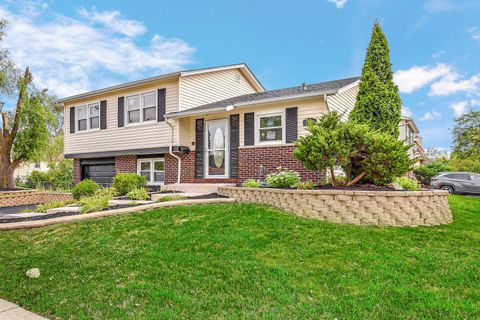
[179,69,258,111]
[327,85,359,121]
[64,80,179,155]
[181,96,328,151]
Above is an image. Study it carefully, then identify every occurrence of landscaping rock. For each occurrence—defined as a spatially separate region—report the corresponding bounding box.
[387,182,403,190]
[26,268,40,278]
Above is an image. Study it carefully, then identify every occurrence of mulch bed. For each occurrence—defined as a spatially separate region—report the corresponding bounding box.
[186,193,228,200]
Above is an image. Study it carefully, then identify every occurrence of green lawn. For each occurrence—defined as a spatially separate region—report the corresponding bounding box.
[0,196,479,319]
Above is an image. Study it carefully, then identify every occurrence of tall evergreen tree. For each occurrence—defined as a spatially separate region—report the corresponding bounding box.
[350,21,402,137]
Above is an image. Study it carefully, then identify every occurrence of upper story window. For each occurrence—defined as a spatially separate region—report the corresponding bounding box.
[77,103,100,132]
[126,91,156,125]
[256,111,284,145]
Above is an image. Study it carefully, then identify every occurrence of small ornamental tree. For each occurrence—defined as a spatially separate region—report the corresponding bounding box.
[349,21,402,138]
[294,112,412,186]
[451,110,480,160]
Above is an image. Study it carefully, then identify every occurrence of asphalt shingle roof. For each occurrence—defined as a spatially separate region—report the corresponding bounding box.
[167,76,360,117]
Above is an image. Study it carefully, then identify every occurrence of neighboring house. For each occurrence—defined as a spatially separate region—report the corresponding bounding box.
[14,161,49,181]
[399,116,426,167]
[58,63,360,186]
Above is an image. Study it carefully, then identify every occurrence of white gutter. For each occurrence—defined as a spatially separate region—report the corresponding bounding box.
[166,118,182,184]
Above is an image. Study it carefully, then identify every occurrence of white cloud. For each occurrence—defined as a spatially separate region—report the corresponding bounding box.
[424,0,455,13]
[78,7,146,37]
[468,27,480,43]
[0,3,195,97]
[451,101,469,117]
[327,0,348,9]
[429,73,480,96]
[420,110,441,121]
[401,106,413,118]
[394,63,450,94]
[394,63,480,97]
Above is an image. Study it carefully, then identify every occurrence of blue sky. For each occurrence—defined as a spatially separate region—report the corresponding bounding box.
[1,0,479,151]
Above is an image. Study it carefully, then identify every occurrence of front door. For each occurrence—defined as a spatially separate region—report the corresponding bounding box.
[205,119,229,178]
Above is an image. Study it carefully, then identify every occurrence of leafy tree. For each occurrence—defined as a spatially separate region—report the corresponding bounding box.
[451,111,480,160]
[0,20,54,189]
[349,21,402,138]
[449,158,480,174]
[294,112,412,186]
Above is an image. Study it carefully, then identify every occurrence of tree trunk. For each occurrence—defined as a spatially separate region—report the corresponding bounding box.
[0,151,14,189]
[329,166,336,186]
[346,171,367,187]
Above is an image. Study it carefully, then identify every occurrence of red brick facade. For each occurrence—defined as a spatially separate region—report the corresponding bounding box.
[74,145,323,185]
[115,155,137,174]
[165,145,323,184]
[73,159,81,184]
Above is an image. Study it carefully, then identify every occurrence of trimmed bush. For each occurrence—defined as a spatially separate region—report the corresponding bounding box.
[113,173,147,196]
[79,195,110,214]
[395,177,420,191]
[127,188,149,200]
[242,179,261,188]
[266,167,300,188]
[72,179,100,200]
[295,180,314,190]
[95,187,118,198]
[413,161,452,184]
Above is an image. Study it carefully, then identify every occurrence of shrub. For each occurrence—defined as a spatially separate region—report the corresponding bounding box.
[72,179,100,200]
[48,159,73,190]
[414,161,452,184]
[294,112,412,186]
[95,187,118,198]
[113,173,147,196]
[23,160,73,191]
[449,158,480,174]
[395,177,420,191]
[295,180,314,190]
[266,167,300,188]
[79,195,110,214]
[127,188,149,200]
[35,200,76,213]
[157,195,186,202]
[242,179,261,188]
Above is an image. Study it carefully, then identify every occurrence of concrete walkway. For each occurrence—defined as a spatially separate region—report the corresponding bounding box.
[0,299,48,319]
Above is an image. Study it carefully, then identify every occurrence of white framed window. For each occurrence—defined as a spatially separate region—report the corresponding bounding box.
[76,102,100,132]
[255,111,285,145]
[137,158,164,185]
[126,91,157,125]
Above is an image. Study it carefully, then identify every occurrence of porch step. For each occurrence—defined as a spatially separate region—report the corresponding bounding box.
[164,183,235,195]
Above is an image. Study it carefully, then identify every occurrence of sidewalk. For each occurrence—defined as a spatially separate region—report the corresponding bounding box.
[0,299,48,319]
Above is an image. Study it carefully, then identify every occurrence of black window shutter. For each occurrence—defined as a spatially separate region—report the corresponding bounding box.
[195,119,204,179]
[244,112,254,146]
[286,107,298,143]
[118,97,124,127]
[230,114,239,178]
[157,88,166,122]
[69,107,75,134]
[100,100,107,130]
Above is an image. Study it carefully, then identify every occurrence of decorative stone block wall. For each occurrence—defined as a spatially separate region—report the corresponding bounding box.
[0,190,73,208]
[218,187,452,227]
[115,155,137,174]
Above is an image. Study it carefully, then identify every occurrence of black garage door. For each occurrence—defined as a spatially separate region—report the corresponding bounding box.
[82,164,115,187]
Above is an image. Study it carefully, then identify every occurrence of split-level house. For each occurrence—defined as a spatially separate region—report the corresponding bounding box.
[59,63,420,187]
[399,116,426,167]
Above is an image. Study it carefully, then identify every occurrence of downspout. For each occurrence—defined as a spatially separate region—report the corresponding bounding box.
[324,94,330,112]
[166,117,182,184]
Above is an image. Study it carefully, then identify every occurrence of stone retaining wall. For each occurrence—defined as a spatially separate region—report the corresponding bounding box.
[218,187,452,227]
[0,190,73,208]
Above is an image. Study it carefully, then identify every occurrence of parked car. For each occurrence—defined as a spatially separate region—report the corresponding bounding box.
[431,172,480,194]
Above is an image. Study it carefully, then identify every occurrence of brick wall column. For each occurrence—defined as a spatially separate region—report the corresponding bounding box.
[73,159,81,184]
[115,155,137,174]
[164,154,179,184]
